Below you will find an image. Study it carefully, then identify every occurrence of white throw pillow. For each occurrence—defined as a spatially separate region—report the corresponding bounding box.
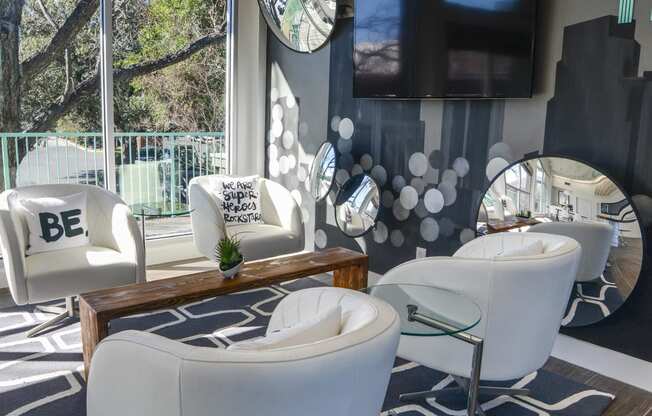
[227,305,342,351]
[17,192,90,256]
[497,240,544,258]
[216,176,263,225]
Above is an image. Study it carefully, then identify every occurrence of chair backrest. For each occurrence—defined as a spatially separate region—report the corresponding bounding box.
[1,184,126,250]
[528,221,612,282]
[453,232,580,378]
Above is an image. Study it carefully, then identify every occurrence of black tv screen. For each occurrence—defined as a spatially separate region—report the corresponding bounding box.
[354,0,537,99]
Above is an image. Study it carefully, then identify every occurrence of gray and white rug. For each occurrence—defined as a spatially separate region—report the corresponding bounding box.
[0,278,615,415]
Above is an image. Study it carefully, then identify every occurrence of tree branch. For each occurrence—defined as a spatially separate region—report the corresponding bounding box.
[21,0,99,86]
[27,31,227,132]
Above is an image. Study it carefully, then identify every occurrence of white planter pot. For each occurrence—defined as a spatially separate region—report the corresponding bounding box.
[219,258,244,279]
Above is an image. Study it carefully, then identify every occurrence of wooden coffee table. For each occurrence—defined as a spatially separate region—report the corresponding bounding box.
[79,247,368,379]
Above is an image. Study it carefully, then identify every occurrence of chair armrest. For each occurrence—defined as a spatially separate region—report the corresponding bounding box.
[189,182,226,260]
[111,204,146,283]
[260,180,304,238]
[0,192,27,304]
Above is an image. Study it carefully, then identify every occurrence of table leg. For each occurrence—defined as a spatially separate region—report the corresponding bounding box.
[80,298,109,381]
[333,259,368,290]
[467,339,484,416]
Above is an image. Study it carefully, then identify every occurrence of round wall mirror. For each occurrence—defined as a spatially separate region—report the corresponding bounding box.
[309,141,337,201]
[257,0,337,53]
[335,174,380,237]
[477,156,643,327]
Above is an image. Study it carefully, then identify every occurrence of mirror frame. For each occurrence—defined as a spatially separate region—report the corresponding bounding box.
[334,173,381,238]
[257,0,338,53]
[310,141,338,202]
[475,153,647,326]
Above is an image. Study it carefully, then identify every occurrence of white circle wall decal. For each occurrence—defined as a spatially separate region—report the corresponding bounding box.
[392,200,410,221]
[441,169,458,185]
[488,142,513,161]
[409,152,429,177]
[415,199,429,218]
[272,103,284,121]
[360,154,373,171]
[271,120,283,138]
[267,144,278,160]
[392,175,406,193]
[338,118,355,140]
[279,156,290,174]
[315,229,328,249]
[297,166,307,182]
[330,115,341,132]
[268,160,280,177]
[438,182,457,206]
[460,228,476,244]
[371,165,387,186]
[286,94,296,108]
[424,188,445,213]
[304,178,311,193]
[420,218,440,242]
[390,230,405,247]
[400,186,419,210]
[373,221,389,244]
[337,138,352,154]
[270,87,279,102]
[423,167,438,185]
[352,164,364,176]
[299,122,309,136]
[410,177,426,195]
[453,157,470,178]
[288,154,297,169]
[486,157,510,181]
[429,149,443,169]
[291,190,302,205]
[382,190,395,208]
[439,217,455,237]
[282,131,294,149]
[336,169,350,186]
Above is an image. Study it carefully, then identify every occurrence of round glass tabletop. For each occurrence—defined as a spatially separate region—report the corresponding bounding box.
[361,284,482,337]
[132,204,194,218]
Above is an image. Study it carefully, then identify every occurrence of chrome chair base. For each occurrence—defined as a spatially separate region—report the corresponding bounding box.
[27,297,78,338]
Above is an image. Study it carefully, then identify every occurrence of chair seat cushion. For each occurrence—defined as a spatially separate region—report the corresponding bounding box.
[227,305,342,351]
[228,223,303,261]
[25,246,138,303]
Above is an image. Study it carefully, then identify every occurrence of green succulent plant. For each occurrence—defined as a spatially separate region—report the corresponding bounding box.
[215,234,243,270]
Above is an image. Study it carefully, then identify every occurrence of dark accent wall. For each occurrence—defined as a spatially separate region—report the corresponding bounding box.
[265,3,652,361]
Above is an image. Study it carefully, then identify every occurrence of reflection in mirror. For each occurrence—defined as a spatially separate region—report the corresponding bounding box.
[477,157,643,327]
[335,174,380,237]
[309,142,337,201]
[257,0,337,53]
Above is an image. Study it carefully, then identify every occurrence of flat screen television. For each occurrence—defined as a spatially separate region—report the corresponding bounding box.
[353,0,537,99]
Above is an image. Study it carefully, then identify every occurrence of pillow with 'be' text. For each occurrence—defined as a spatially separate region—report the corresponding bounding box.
[16,192,90,255]
[216,176,263,225]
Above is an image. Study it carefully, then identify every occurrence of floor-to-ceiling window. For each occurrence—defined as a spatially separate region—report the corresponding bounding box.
[0,0,232,239]
[505,163,532,213]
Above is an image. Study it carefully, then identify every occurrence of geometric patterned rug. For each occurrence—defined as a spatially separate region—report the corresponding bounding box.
[562,274,624,328]
[0,278,615,415]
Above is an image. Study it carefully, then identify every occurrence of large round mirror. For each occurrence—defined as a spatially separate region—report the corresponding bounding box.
[258,0,337,53]
[335,174,380,237]
[477,156,643,327]
[309,141,337,201]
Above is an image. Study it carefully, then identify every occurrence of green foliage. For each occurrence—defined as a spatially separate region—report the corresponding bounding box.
[215,234,243,270]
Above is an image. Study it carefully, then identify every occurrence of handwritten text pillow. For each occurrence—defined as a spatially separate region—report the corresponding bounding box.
[17,192,90,255]
[217,176,263,225]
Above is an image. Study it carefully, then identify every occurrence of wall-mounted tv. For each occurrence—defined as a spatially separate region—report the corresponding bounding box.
[353,0,537,99]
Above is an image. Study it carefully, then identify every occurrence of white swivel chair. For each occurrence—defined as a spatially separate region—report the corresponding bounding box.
[87,287,401,416]
[529,221,612,282]
[0,184,145,337]
[189,175,304,261]
[377,233,581,409]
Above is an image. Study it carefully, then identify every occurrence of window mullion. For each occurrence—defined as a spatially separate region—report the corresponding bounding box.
[100,0,116,191]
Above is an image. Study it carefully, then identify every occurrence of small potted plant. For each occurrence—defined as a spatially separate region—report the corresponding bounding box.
[215,234,244,279]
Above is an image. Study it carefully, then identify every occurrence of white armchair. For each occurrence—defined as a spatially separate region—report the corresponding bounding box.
[377,232,581,406]
[0,184,145,337]
[189,175,304,261]
[87,287,401,416]
[529,221,612,282]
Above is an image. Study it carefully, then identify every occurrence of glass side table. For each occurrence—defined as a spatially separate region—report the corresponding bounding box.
[361,284,484,416]
[132,204,194,252]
